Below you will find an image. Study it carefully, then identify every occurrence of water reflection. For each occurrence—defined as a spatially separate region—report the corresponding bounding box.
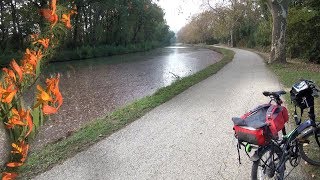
[33,46,222,150]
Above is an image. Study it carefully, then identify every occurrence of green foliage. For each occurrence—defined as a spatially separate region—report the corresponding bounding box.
[287,5,320,62]
[254,20,271,47]
[51,41,161,62]
[0,0,175,65]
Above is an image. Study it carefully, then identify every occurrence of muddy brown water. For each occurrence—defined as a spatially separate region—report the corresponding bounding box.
[31,46,222,150]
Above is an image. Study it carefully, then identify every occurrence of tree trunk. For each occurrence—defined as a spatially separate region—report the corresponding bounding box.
[73,4,80,45]
[0,2,7,51]
[267,0,289,63]
[10,0,21,49]
[83,5,89,41]
[230,29,234,47]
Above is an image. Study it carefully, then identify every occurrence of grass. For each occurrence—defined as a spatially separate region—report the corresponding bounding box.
[257,53,320,179]
[15,46,234,179]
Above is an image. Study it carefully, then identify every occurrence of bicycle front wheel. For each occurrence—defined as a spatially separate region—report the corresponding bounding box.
[251,146,284,180]
[299,127,320,166]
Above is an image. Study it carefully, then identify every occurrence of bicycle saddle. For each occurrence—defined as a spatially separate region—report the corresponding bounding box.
[263,90,286,97]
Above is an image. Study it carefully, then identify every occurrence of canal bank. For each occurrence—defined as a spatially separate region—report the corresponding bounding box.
[18,46,233,178]
[33,45,223,151]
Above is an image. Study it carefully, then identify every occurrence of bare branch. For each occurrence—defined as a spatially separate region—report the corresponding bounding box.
[206,0,218,13]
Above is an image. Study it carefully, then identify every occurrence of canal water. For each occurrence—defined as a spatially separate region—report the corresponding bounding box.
[32,46,222,150]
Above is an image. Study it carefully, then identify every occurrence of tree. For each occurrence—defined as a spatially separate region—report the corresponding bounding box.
[205,0,248,47]
[266,0,290,63]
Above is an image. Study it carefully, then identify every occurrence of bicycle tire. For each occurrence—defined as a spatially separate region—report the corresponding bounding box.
[298,127,320,166]
[252,146,284,180]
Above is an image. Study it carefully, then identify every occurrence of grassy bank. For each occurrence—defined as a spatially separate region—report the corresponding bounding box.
[258,52,320,179]
[17,47,234,178]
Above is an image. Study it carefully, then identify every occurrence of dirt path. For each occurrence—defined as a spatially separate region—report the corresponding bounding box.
[33,48,310,180]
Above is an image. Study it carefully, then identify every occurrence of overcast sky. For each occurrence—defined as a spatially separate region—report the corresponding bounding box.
[156,0,204,33]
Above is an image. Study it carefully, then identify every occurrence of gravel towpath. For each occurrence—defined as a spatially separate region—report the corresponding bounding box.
[34,48,310,180]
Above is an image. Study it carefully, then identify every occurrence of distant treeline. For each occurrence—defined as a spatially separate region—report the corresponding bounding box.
[177,0,320,63]
[0,0,175,64]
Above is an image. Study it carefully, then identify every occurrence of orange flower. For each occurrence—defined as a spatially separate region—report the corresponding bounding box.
[61,13,72,29]
[43,104,58,115]
[6,162,23,168]
[1,85,17,104]
[46,74,63,107]
[33,38,50,49]
[1,172,18,180]
[34,85,53,108]
[50,0,57,15]
[2,68,16,85]
[38,75,63,115]
[0,83,6,94]
[10,59,23,82]
[49,76,62,101]
[40,9,58,28]
[61,10,76,29]
[24,110,33,137]
[5,109,32,134]
[22,49,42,69]
[6,141,29,169]
[11,141,29,163]
[6,109,27,128]
[21,62,35,76]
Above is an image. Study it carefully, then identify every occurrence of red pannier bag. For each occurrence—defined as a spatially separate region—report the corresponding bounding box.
[232,104,288,145]
[266,105,289,137]
[233,126,266,145]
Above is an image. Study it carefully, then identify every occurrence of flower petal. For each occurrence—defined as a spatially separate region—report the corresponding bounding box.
[6,162,23,167]
[25,111,33,137]
[50,0,57,14]
[2,86,17,104]
[43,104,58,115]
[2,172,18,180]
[10,59,23,82]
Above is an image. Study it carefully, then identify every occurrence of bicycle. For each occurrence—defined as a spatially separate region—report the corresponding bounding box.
[232,80,320,180]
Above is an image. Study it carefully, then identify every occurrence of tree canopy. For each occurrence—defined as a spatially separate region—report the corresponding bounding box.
[177,0,320,63]
[0,0,175,62]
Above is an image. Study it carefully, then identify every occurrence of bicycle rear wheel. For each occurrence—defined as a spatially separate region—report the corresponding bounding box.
[299,127,320,166]
[252,146,284,180]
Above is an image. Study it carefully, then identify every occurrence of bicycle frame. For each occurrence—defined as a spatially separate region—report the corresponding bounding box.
[254,119,318,179]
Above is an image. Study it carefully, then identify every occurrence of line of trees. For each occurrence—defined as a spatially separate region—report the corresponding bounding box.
[0,0,175,62]
[177,0,320,63]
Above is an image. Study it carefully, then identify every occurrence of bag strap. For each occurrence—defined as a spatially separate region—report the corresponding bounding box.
[266,105,278,121]
[237,140,241,164]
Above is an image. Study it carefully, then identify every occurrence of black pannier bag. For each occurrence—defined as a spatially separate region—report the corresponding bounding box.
[290,80,315,109]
